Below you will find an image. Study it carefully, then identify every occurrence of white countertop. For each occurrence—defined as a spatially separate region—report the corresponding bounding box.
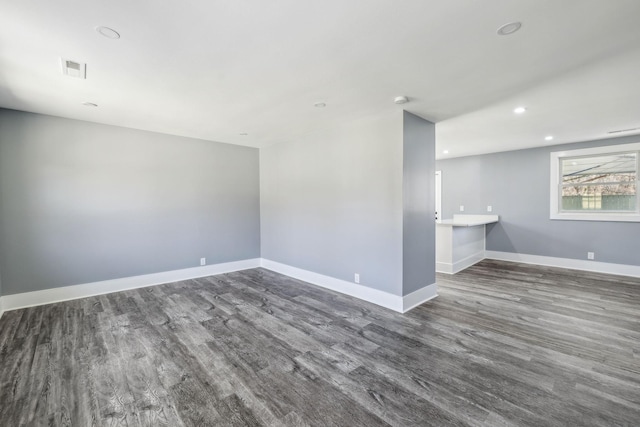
[436,214,499,227]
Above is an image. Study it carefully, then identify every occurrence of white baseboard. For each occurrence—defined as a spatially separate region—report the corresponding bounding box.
[0,257,440,317]
[402,283,438,312]
[0,258,261,314]
[260,259,404,312]
[260,259,438,313]
[485,251,640,278]
[436,251,485,274]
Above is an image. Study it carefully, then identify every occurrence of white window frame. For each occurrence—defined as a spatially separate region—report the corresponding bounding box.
[550,142,640,222]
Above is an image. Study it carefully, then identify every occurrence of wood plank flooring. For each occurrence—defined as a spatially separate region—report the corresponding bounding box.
[1,259,639,426]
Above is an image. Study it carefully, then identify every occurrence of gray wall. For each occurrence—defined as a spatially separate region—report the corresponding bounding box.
[402,112,436,295]
[436,135,640,266]
[0,109,260,295]
[260,112,404,295]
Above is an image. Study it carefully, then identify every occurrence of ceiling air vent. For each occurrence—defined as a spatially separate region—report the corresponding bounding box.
[61,58,86,79]
[608,127,640,134]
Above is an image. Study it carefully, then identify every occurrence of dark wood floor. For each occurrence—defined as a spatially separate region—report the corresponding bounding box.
[1,260,639,426]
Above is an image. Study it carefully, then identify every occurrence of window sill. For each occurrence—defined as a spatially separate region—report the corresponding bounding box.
[550,212,640,222]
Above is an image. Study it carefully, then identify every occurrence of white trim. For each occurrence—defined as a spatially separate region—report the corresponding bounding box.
[435,170,442,221]
[436,251,485,274]
[260,258,404,312]
[450,214,499,225]
[260,258,438,313]
[485,251,640,278]
[550,142,640,222]
[0,257,441,317]
[0,258,261,313]
[402,283,438,312]
[550,212,640,222]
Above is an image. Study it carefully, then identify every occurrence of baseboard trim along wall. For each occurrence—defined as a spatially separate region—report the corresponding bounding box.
[485,251,640,278]
[0,258,262,314]
[0,257,439,317]
[3,251,634,319]
[402,283,439,312]
[260,259,438,313]
[436,252,485,275]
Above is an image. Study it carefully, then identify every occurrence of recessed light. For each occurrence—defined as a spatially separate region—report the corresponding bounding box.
[239,133,248,136]
[82,102,98,107]
[514,106,526,114]
[497,22,522,36]
[545,136,554,141]
[96,26,120,39]
[443,150,449,154]
[314,102,326,108]
[394,96,409,105]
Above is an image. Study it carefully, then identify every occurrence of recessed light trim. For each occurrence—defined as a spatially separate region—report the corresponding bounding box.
[514,106,526,114]
[82,102,98,107]
[314,102,326,108]
[442,150,449,154]
[497,22,522,36]
[96,26,120,39]
[545,136,554,141]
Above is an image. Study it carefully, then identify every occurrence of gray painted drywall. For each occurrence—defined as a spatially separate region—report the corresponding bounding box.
[402,112,436,295]
[260,112,404,295]
[436,135,640,266]
[0,109,260,295]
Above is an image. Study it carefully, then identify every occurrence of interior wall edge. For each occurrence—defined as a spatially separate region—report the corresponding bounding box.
[0,258,261,313]
[485,250,640,279]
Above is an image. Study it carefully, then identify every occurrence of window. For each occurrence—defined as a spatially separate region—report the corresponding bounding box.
[550,142,640,222]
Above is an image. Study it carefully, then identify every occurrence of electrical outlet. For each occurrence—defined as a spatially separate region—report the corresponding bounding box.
[487,205,493,212]
[587,252,595,260]
[354,273,360,284]
[459,205,465,212]
[200,257,206,266]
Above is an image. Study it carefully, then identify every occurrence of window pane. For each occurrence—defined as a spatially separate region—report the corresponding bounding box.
[551,143,640,221]
[561,183,637,211]
[562,153,636,185]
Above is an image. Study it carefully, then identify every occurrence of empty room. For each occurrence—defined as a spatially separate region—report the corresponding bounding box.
[1,1,639,426]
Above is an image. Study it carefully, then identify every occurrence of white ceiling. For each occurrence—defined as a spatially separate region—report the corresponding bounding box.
[2,0,640,158]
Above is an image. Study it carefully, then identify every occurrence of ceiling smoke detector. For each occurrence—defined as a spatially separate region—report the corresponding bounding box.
[497,22,522,36]
[61,58,86,79]
[394,96,409,105]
